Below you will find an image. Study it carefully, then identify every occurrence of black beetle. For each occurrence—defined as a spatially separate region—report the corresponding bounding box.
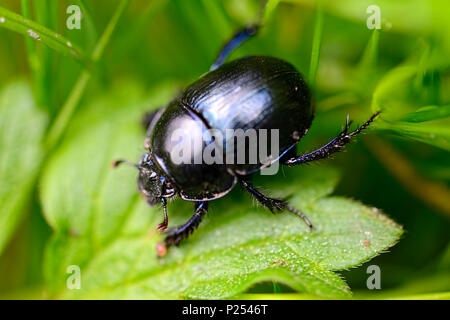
[114,26,379,255]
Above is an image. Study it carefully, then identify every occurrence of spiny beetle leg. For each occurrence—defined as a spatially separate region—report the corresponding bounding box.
[239,178,313,228]
[158,201,208,256]
[283,112,381,166]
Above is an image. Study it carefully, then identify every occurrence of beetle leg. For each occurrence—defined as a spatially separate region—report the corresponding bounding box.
[210,25,259,71]
[157,198,169,232]
[163,201,208,249]
[239,178,313,229]
[283,112,380,166]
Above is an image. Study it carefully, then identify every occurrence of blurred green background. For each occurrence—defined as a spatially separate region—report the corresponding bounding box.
[0,0,449,299]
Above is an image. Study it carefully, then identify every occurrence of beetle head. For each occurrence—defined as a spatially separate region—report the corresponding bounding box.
[112,153,175,206]
[137,153,164,205]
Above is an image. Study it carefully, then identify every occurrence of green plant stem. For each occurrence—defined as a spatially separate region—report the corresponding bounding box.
[34,0,58,115]
[0,5,88,65]
[45,0,130,151]
[262,0,281,24]
[308,0,323,90]
[21,0,43,109]
[358,29,379,73]
[75,0,99,50]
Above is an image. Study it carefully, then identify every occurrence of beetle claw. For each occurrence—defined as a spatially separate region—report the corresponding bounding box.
[164,227,183,247]
[157,221,168,232]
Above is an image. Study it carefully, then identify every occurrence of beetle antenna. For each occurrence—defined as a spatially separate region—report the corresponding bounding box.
[111,159,138,169]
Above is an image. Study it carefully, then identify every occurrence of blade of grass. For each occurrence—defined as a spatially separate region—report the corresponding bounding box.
[20,0,44,109]
[308,0,323,91]
[34,0,59,115]
[378,120,450,151]
[352,29,380,96]
[358,29,379,73]
[45,0,130,151]
[400,105,450,122]
[262,0,282,24]
[0,5,89,67]
[74,0,99,51]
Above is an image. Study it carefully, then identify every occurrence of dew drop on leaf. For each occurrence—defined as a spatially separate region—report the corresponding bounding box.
[27,29,41,40]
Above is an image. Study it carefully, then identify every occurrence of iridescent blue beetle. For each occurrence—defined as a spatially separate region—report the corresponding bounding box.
[114,26,379,255]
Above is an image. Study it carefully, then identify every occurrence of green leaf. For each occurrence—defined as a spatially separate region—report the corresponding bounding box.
[371,65,450,151]
[0,81,47,254]
[377,120,450,151]
[40,85,402,299]
[399,105,450,123]
[389,104,450,151]
[0,6,90,66]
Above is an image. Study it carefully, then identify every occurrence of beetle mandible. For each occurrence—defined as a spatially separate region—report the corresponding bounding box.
[114,26,379,255]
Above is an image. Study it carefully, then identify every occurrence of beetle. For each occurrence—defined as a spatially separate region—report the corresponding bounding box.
[114,26,379,255]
